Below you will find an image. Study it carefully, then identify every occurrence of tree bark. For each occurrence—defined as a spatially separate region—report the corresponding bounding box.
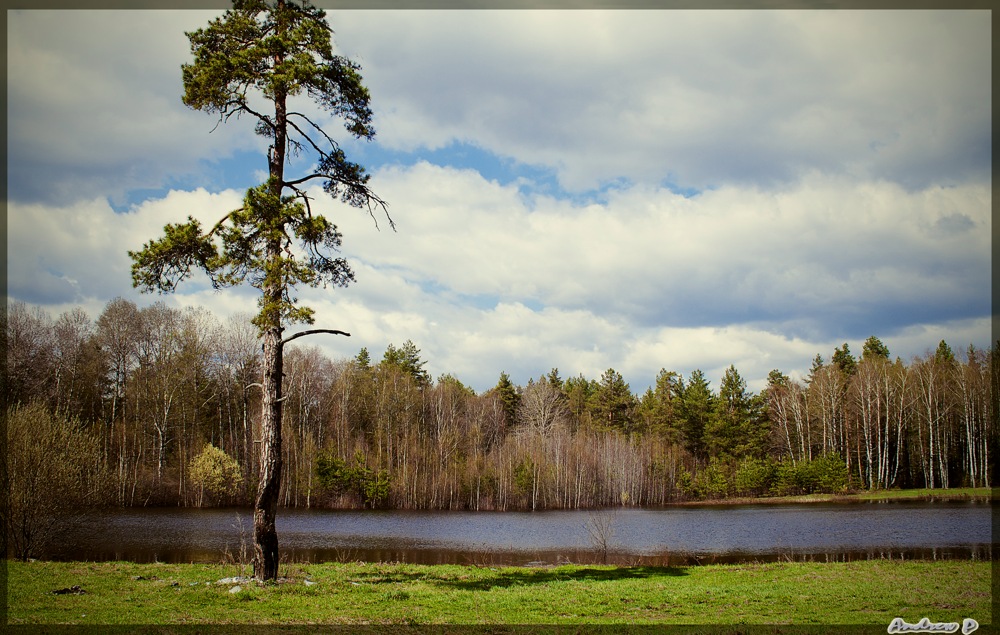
[252,0,289,583]
[253,325,283,581]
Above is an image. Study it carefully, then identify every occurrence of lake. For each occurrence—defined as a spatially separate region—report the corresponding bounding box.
[55,500,993,566]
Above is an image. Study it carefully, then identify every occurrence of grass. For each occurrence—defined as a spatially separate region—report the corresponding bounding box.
[7,558,992,628]
[851,486,994,501]
[677,486,994,506]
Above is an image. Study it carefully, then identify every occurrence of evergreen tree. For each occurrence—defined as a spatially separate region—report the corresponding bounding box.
[679,370,712,461]
[705,365,766,459]
[128,0,388,581]
[564,373,597,429]
[591,368,636,433]
[545,368,564,392]
[806,354,824,384]
[355,347,371,370]
[832,343,857,376]
[495,372,520,428]
[644,368,682,439]
[382,340,430,387]
[862,335,890,361]
[935,340,956,364]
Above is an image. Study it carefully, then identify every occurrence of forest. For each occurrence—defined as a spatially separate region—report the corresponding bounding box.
[6,298,996,514]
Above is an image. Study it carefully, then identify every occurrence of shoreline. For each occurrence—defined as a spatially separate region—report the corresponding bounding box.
[665,486,994,508]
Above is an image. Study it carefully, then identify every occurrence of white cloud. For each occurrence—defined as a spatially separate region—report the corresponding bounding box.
[329,163,989,334]
[7,9,992,395]
[8,188,244,312]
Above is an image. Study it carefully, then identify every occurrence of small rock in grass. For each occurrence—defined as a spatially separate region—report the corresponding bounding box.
[217,576,250,585]
[304,579,316,587]
[229,586,242,594]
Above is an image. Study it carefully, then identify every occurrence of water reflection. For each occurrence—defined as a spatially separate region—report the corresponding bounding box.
[53,500,993,566]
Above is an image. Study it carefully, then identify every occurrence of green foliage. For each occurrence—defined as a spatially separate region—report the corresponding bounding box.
[732,457,775,498]
[316,450,391,508]
[128,218,216,294]
[6,402,109,560]
[590,368,636,433]
[678,370,712,460]
[382,340,430,387]
[935,339,956,364]
[704,365,768,460]
[862,335,890,361]
[494,371,520,427]
[355,346,371,369]
[832,343,857,376]
[512,458,536,496]
[563,373,596,428]
[189,444,244,506]
[772,454,849,496]
[131,0,386,334]
[695,458,731,499]
[675,467,695,499]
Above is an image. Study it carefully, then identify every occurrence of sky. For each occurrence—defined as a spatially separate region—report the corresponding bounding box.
[7,8,993,394]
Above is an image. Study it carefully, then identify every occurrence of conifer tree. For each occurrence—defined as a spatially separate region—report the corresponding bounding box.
[679,370,712,461]
[129,0,388,581]
[494,372,520,428]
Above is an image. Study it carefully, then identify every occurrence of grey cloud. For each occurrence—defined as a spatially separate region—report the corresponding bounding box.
[8,10,255,206]
[330,10,990,193]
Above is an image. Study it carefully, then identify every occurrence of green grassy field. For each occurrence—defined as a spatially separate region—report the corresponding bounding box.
[6,558,992,629]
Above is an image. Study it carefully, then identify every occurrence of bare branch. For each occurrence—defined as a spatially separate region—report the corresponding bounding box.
[207,208,244,237]
[287,111,340,150]
[281,329,350,346]
[285,116,332,158]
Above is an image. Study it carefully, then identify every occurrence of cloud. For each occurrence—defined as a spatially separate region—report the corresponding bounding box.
[6,9,991,395]
[8,188,245,314]
[328,162,989,336]
[8,165,990,393]
[330,10,990,192]
[8,10,258,206]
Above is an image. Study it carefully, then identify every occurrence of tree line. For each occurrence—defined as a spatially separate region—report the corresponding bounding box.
[5,298,996,517]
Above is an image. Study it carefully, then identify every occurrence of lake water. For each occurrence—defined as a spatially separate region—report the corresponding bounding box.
[55,500,993,566]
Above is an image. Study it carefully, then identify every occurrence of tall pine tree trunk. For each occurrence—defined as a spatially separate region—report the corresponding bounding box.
[253,2,288,581]
[254,322,283,581]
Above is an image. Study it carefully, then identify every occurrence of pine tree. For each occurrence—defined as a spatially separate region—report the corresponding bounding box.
[862,335,890,361]
[382,340,430,388]
[495,372,520,429]
[591,368,636,434]
[679,370,712,461]
[129,0,388,581]
[832,343,857,376]
[705,365,766,459]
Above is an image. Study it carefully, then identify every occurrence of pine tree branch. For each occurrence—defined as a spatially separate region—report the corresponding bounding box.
[281,329,350,346]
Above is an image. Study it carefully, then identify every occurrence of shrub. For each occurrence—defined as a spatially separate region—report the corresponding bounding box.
[189,444,243,506]
[771,454,849,496]
[696,459,731,500]
[316,450,391,508]
[6,402,109,560]
[732,457,775,498]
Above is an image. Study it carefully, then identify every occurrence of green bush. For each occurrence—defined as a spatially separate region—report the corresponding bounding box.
[771,454,848,496]
[696,459,731,500]
[316,450,391,508]
[189,444,243,506]
[805,453,850,493]
[732,457,775,498]
[676,467,697,500]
